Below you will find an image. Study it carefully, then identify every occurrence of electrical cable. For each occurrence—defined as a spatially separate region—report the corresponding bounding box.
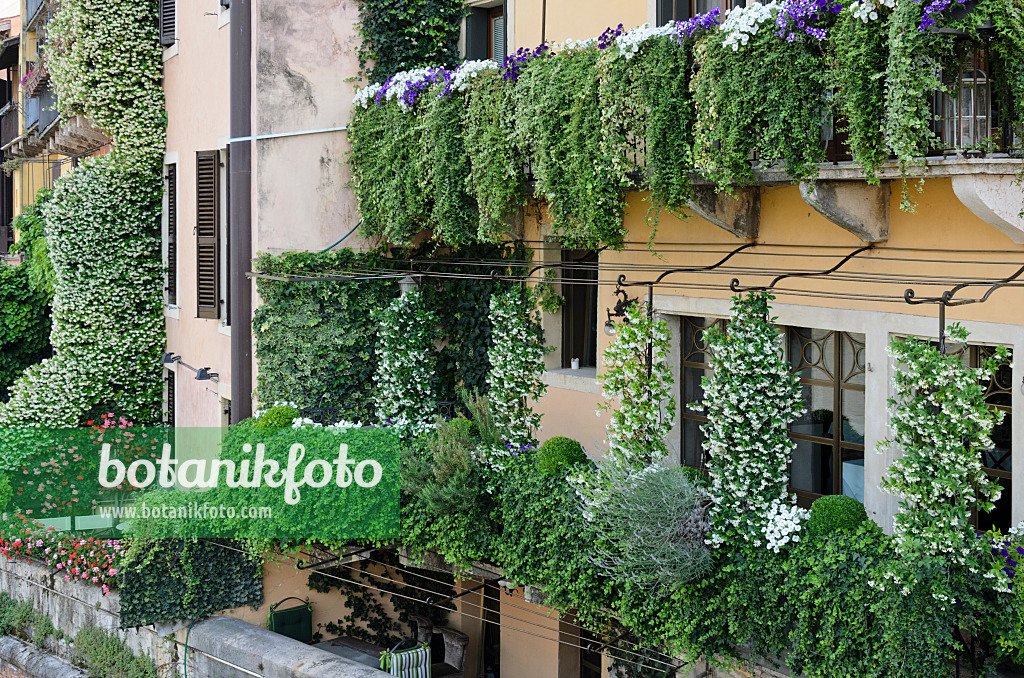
[199,540,682,674]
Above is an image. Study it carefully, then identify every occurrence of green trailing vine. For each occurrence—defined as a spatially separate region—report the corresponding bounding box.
[349,7,1024,250]
[10,189,55,297]
[253,245,520,414]
[355,0,464,83]
[692,22,828,189]
[514,49,627,248]
[464,70,526,243]
[118,539,263,628]
[308,554,455,649]
[830,9,890,181]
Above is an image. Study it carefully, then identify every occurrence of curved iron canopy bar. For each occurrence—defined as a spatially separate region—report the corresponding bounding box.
[729,243,876,293]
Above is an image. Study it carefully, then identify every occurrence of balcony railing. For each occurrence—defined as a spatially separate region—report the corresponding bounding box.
[0,106,18,147]
[38,84,58,133]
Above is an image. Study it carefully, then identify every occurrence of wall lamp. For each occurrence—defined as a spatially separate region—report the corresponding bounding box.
[161,353,220,383]
[195,368,219,382]
[604,288,635,336]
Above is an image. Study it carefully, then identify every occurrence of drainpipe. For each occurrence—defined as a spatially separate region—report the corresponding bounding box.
[228,0,253,423]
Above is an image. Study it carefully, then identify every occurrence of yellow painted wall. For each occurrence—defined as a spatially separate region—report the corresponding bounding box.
[514,0,648,47]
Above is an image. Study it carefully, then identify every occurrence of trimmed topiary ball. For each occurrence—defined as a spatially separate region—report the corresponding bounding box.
[536,436,589,475]
[808,495,868,535]
[254,404,300,428]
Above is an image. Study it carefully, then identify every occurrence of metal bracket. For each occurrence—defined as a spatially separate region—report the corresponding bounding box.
[904,261,1024,353]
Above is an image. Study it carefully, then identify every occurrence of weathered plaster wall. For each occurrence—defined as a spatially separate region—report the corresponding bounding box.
[254,0,372,256]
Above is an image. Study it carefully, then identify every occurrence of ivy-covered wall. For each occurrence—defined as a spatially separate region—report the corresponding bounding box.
[355,0,465,83]
[252,244,522,414]
[0,0,166,432]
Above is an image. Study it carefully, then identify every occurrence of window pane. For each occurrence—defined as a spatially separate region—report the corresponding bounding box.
[978,476,1012,532]
[841,332,866,386]
[789,327,835,382]
[841,450,864,503]
[791,384,836,439]
[682,316,717,366]
[683,366,705,413]
[791,439,832,495]
[985,409,1012,472]
[682,417,704,468]
[841,387,865,444]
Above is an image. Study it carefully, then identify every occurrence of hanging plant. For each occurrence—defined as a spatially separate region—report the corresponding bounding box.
[830,8,891,181]
[692,7,829,189]
[512,48,627,249]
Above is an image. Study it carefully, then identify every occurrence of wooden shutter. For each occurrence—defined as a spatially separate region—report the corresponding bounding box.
[159,0,176,47]
[196,151,220,319]
[465,8,488,61]
[490,7,505,62]
[166,164,177,305]
[165,370,176,426]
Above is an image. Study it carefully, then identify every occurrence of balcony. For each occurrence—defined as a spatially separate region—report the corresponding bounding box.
[0,105,17,148]
[22,61,49,99]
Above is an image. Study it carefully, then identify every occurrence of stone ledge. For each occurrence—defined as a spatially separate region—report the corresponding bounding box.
[0,635,89,678]
[188,617,389,678]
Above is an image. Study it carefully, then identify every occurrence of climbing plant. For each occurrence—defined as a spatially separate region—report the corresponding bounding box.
[701,293,805,548]
[46,0,165,164]
[372,289,439,438]
[0,0,166,430]
[881,324,1009,567]
[355,0,465,83]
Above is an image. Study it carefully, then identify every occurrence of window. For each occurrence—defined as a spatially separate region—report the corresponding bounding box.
[159,0,176,47]
[481,580,500,678]
[164,163,177,306]
[967,345,1012,531]
[561,249,598,370]
[680,316,727,469]
[465,4,505,62]
[580,629,602,678]
[787,328,866,506]
[195,150,221,319]
[933,51,991,150]
[657,0,744,24]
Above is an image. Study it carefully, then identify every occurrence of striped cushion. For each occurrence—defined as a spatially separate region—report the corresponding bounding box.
[381,644,431,678]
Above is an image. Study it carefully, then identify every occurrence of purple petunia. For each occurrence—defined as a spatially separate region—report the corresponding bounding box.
[675,8,722,41]
[775,0,842,41]
[597,24,626,49]
[914,0,966,30]
[500,43,551,82]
